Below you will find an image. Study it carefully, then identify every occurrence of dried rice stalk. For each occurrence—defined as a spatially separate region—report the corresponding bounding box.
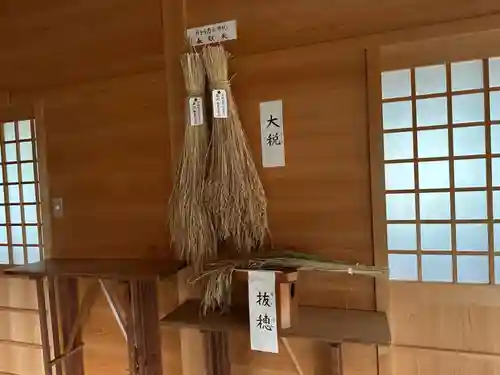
[194,251,388,314]
[202,44,268,253]
[168,52,216,272]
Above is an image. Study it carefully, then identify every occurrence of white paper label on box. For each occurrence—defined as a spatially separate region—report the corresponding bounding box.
[260,100,285,168]
[248,271,279,353]
[187,20,237,47]
[188,97,204,126]
[212,89,228,118]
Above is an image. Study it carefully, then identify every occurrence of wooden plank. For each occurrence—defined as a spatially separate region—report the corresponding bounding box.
[0,117,13,265]
[0,310,41,344]
[204,331,230,375]
[186,0,500,55]
[0,339,42,349]
[390,282,500,354]
[39,71,173,259]
[0,0,164,90]
[129,280,163,375]
[161,300,390,345]
[484,58,495,284]
[0,341,44,375]
[341,343,378,375]
[0,305,38,314]
[35,279,52,375]
[366,45,390,317]
[34,101,52,258]
[331,345,343,375]
[391,345,500,375]
[58,278,84,375]
[233,269,298,283]
[47,278,62,375]
[5,259,185,279]
[381,29,500,71]
[175,267,209,375]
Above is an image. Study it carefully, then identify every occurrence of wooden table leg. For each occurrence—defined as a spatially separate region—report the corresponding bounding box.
[204,331,230,375]
[36,278,52,375]
[331,344,343,375]
[47,277,63,375]
[58,277,85,375]
[128,279,163,375]
[99,279,128,340]
[281,338,304,375]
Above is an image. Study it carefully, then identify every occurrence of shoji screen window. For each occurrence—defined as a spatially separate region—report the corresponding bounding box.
[0,119,42,265]
[382,58,500,284]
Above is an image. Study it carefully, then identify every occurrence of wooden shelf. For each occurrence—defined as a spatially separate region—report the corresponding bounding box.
[161,299,391,345]
[4,258,185,280]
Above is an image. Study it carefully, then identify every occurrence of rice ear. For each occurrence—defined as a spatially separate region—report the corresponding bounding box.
[195,252,388,314]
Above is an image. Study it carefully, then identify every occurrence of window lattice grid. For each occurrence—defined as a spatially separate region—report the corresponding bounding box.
[382,58,500,284]
[0,119,43,265]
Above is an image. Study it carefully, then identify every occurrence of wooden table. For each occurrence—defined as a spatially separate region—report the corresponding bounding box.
[161,297,390,375]
[162,299,391,345]
[5,258,185,375]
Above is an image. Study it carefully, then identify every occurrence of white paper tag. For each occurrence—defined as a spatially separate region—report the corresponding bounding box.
[188,97,204,126]
[212,89,228,118]
[187,20,237,47]
[248,271,279,353]
[260,100,285,168]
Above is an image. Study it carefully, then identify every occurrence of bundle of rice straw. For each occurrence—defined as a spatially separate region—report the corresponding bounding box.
[193,250,388,314]
[202,44,268,253]
[168,51,216,272]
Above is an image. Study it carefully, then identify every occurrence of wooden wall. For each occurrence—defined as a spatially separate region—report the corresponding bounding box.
[0,0,164,91]
[231,43,374,310]
[2,0,500,374]
[386,283,500,375]
[40,70,172,259]
[0,278,43,375]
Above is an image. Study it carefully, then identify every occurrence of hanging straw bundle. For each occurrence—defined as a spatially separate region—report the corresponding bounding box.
[202,44,268,253]
[168,51,216,272]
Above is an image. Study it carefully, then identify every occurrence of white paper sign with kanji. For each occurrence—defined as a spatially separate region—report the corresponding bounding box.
[186,20,237,47]
[212,89,228,118]
[260,100,285,168]
[188,96,204,126]
[248,271,279,353]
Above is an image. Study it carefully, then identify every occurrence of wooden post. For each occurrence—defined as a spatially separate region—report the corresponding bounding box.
[58,277,85,375]
[47,277,63,375]
[331,344,343,375]
[129,279,163,375]
[204,331,230,375]
[36,278,53,375]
